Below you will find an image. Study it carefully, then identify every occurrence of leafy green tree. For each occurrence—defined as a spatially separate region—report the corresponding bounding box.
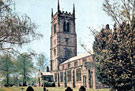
[27,77,37,86]
[16,53,34,86]
[0,0,42,87]
[93,18,135,91]
[0,0,42,52]
[92,0,135,90]
[36,54,48,72]
[0,54,15,86]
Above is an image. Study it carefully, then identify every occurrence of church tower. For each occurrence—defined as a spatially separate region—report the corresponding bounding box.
[50,0,77,71]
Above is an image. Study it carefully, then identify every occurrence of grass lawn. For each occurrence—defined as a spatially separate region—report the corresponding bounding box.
[0,87,109,91]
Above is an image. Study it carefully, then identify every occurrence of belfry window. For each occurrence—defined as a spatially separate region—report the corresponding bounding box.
[54,24,56,34]
[63,21,70,33]
[67,22,70,32]
[63,22,66,32]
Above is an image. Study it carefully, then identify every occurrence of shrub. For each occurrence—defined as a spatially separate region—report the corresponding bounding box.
[43,82,55,87]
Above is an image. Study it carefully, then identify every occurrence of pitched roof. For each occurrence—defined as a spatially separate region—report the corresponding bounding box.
[42,72,53,75]
[61,53,91,65]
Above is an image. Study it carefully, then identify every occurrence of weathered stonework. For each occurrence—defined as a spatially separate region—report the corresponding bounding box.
[50,2,77,71]
[54,53,96,89]
[38,1,97,89]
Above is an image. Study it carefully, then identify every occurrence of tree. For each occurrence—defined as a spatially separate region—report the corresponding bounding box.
[92,0,135,90]
[93,12,135,91]
[27,77,37,86]
[103,0,135,26]
[16,53,34,86]
[0,54,15,86]
[36,54,48,72]
[0,0,42,52]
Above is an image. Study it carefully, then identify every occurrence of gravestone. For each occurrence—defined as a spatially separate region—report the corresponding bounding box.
[65,86,73,91]
[79,86,86,91]
[26,86,34,91]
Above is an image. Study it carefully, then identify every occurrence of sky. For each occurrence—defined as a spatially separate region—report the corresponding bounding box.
[13,0,113,60]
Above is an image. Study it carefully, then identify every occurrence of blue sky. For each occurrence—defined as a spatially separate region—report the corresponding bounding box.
[13,0,113,59]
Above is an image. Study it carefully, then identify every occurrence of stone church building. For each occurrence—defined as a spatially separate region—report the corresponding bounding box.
[38,0,96,89]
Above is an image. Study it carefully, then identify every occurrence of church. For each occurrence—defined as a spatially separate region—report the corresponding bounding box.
[38,0,96,89]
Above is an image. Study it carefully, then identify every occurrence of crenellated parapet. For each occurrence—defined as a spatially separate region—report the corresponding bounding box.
[50,0,77,71]
[52,11,74,19]
[60,11,74,17]
[51,0,75,20]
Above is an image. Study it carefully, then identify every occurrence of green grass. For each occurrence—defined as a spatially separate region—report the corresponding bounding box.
[0,87,109,91]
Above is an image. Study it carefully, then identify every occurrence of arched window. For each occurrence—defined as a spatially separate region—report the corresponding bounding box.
[54,24,56,34]
[67,70,71,82]
[88,70,93,88]
[55,73,57,82]
[60,72,63,82]
[54,49,56,56]
[63,21,66,32]
[67,22,70,32]
[76,68,81,81]
[50,60,53,71]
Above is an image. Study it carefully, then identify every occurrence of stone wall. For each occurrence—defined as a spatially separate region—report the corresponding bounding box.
[52,54,96,89]
[50,10,77,71]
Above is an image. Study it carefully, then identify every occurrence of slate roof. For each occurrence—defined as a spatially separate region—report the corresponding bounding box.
[61,52,92,65]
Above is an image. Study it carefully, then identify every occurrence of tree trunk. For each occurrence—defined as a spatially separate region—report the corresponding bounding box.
[23,56,27,86]
[6,73,9,86]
